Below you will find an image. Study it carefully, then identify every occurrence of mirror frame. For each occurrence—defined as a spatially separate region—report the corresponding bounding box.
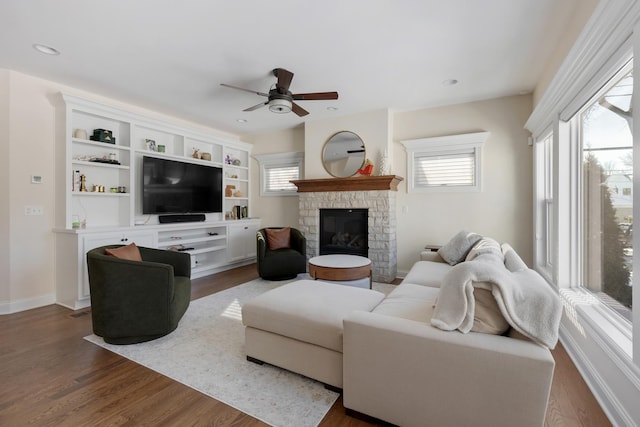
[321,131,366,178]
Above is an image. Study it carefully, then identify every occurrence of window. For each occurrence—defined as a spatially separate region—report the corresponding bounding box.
[400,132,489,192]
[254,152,304,197]
[578,63,633,320]
[534,132,554,277]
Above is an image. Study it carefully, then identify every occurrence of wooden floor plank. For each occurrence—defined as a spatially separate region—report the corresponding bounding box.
[0,263,611,426]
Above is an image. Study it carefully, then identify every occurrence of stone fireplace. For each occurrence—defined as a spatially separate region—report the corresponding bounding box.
[292,175,403,283]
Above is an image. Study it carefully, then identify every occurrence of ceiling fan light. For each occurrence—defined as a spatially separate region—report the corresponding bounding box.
[268,98,292,114]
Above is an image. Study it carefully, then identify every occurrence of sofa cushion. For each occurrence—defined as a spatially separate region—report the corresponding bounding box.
[265,227,291,250]
[372,283,439,323]
[471,288,510,334]
[105,243,142,261]
[438,230,482,265]
[242,280,385,352]
[401,260,452,288]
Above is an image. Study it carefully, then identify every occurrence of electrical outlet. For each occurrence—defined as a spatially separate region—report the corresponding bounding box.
[24,205,44,215]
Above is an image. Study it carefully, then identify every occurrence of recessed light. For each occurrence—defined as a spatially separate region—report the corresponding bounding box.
[236,118,247,123]
[33,43,60,55]
[442,79,458,86]
[327,106,338,111]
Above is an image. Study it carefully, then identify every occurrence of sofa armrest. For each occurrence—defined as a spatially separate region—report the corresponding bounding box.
[420,250,446,262]
[343,311,554,427]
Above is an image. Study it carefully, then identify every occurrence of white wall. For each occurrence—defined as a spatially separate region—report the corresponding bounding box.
[0,70,10,306]
[246,126,305,228]
[304,109,392,178]
[393,95,534,274]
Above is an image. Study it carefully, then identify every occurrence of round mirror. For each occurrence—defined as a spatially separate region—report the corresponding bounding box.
[322,131,366,178]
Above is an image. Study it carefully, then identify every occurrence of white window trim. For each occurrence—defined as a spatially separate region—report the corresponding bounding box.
[400,131,489,193]
[533,130,554,282]
[254,152,304,197]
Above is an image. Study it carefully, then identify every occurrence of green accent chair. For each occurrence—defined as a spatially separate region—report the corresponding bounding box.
[86,245,191,345]
[256,227,307,280]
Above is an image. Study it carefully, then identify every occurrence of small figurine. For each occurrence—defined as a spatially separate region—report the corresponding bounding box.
[192,148,200,159]
[79,174,88,192]
[358,159,374,176]
[225,154,232,164]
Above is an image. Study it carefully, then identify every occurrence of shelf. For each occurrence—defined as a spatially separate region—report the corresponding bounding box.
[73,138,131,151]
[225,177,249,183]
[72,192,130,197]
[188,246,227,256]
[72,160,130,170]
[135,149,223,168]
[225,196,248,201]
[158,234,226,247]
[224,163,248,170]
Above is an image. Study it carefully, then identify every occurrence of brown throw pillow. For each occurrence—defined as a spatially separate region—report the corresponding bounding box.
[105,243,142,261]
[265,227,291,250]
[472,288,510,335]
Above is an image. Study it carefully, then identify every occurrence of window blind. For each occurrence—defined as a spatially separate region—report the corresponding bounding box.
[414,151,475,187]
[264,165,299,192]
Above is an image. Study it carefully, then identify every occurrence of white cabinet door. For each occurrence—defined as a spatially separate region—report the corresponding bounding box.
[228,221,259,262]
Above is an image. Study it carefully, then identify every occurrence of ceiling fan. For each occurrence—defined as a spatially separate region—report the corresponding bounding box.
[220,68,338,117]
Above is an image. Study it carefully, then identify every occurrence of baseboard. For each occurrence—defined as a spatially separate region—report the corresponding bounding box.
[395,269,409,279]
[559,324,636,427]
[0,293,56,315]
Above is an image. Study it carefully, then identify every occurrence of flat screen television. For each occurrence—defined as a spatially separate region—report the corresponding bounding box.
[142,156,223,214]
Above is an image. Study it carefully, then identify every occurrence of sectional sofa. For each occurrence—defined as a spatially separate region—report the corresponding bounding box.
[242,232,561,426]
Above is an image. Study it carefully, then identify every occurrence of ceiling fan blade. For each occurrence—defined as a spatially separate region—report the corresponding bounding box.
[243,102,268,112]
[291,102,309,117]
[274,68,294,93]
[292,91,339,101]
[220,83,269,97]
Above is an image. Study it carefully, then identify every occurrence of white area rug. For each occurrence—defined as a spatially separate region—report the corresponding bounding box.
[85,276,394,427]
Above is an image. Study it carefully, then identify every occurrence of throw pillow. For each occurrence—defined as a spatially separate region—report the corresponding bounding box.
[465,237,503,262]
[472,287,510,335]
[265,227,291,250]
[437,230,482,265]
[105,243,142,261]
[502,243,528,272]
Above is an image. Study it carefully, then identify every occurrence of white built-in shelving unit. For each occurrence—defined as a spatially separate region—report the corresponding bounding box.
[54,94,259,310]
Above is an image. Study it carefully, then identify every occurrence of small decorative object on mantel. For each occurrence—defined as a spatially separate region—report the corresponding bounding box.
[200,152,211,161]
[192,148,200,159]
[357,158,374,176]
[379,148,390,175]
[225,154,232,164]
[232,158,241,166]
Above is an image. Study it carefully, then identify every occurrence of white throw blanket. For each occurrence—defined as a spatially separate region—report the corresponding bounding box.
[431,253,562,349]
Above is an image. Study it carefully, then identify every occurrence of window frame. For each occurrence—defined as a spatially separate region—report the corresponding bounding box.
[254,152,304,197]
[400,132,489,193]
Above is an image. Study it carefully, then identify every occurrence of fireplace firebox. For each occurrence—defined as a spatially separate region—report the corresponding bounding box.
[319,208,368,257]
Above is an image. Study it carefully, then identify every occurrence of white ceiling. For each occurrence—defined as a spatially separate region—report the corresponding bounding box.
[0,0,582,137]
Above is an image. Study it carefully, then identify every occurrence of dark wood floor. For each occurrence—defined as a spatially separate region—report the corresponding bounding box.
[0,264,611,426]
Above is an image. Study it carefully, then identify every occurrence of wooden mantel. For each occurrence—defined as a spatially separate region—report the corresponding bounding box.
[291,175,404,192]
